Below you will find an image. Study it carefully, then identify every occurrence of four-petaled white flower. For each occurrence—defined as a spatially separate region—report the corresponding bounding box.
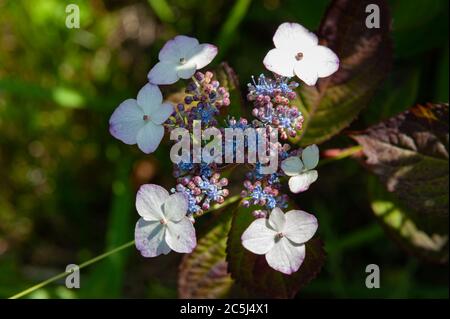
[241,207,318,275]
[148,35,218,85]
[109,83,173,154]
[281,144,319,194]
[134,184,197,257]
[263,22,339,86]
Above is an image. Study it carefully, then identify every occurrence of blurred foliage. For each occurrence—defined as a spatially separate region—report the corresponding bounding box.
[0,0,448,298]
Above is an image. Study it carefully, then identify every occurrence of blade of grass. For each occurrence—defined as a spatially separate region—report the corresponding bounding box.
[216,0,252,59]
[9,240,136,299]
[9,192,241,299]
[147,0,175,23]
[81,156,134,298]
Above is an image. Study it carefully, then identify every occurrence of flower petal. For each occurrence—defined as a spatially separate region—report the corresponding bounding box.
[309,45,339,78]
[109,99,145,145]
[301,144,319,170]
[294,61,319,86]
[288,170,318,193]
[268,207,286,232]
[265,237,306,275]
[136,121,164,154]
[151,102,173,125]
[241,218,276,255]
[284,210,318,244]
[263,48,295,77]
[165,218,197,253]
[188,44,218,69]
[159,35,200,63]
[281,156,304,176]
[136,184,169,221]
[137,83,162,115]
[273,22,318,51]
[163,193,188,222]
[148,61,179,85]
[177,62,197,79]
[135,218,171,257]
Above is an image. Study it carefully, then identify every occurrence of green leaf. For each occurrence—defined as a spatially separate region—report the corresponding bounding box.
[363,67,420,125]
[435,44,449,102]
[368,176,448,263]
[390,0,449,58]
[352,103,449,218]
[226,205,326,298]
[178,211,234,298]
[294,0,392,146]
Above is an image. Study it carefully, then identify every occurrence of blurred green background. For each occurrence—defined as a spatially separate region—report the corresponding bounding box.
[0,0,448,298]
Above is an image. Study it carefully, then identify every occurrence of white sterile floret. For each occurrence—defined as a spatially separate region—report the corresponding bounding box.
[281,144,319,193]
[148,35,218,85]
[109,84,173,154]
[241,207,318,274]
[134,184,197,257]
[263,22,339,86]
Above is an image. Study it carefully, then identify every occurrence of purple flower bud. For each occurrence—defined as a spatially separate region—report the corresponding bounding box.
[195,72,205,81]
[222,188,229,197]
[219,177,228,186]
[184,96,193,105]
[188,181,196,189]
[193,176,202,185]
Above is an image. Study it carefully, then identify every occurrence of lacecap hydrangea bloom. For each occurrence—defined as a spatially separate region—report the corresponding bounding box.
[108,23,339,275]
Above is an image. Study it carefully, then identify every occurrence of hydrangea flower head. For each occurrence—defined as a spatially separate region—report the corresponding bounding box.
[135,184,196,257]
[281,144,319,193]
[148,36,218,85]
[109,84,173,154]
[241,207,318,274]
[263,22,339,86]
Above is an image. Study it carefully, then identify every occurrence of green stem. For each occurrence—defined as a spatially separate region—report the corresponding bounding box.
[9,241,135,299]
[318,145,363,167]
[204,194,241,214]
[9,194,241,299]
